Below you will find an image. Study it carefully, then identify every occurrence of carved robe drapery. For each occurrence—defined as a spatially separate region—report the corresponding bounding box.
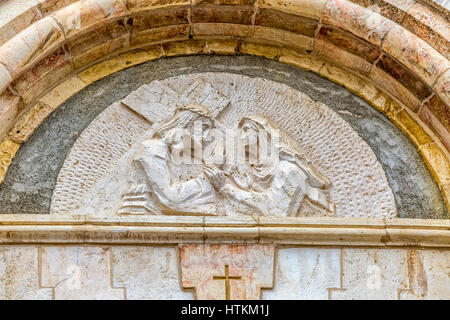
[119,137,217,215]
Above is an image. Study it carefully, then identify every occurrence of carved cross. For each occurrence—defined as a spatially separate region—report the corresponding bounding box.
[213,264,242,300]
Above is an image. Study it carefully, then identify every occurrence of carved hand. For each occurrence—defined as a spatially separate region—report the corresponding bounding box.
[204,164,225,190]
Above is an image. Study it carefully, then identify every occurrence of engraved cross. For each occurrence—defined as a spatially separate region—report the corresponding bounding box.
[213,264,242,300]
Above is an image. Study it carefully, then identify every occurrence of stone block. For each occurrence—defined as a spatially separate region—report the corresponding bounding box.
[40,246,126,299]
[0,64,12,94]
[434,69,450,106]
[392,109,433,147]
[0,91,21,138]
[193,23,253,37]
[0,17,64,78]
[11,48,72,105]
[39,75,87,108]
[162,40,206,56]
[369,67,422,112]
[317,26,381,63]
[348,0,414,23]
[376,54,433,101]
[0,138,20,183]
[382,25,449,86]
[192,5,254,24]
[279,48,324,73]
[0,0,42,46]
[313,38,373,75]
[119,45,164,66]
[263,248,340,299]
[204,39,237,54]
[131,6,189,30]
[252,26,313,50]
[111,246,193,299]
[256,0,328,20]
[179,244,275,299]
[77,57,125,84]
[38,0,79,15]
[402,2,450,59]
[323,0,395,47]
[130,24,189,46]
[238,41,279,59]
[254,8,318,37]
[418,143,450,186]
[51,0,127,39]
[126,0,190,11]
[331,248,409,299]
[8,102,54,142]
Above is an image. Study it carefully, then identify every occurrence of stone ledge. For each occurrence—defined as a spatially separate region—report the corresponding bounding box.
[0,215,448,247]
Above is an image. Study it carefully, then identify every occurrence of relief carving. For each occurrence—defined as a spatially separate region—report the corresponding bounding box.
[119,104,334,217]
[51,73,397,218]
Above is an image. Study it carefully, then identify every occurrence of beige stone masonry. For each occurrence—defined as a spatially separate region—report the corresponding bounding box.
[0,244,448,299]
[40,246,126,299]
[179,244,275,299]
[0,138,20,184]
[0,216,448,247]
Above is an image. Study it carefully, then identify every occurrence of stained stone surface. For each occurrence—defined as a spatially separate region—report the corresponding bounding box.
[51,73,397,218]
[263,248,341,299]
[0,55,446,218]
[179,244,275,300]
[40,246,125,300]
[0,246,53,300]
[111,247,193,300]
[1,245,448,300]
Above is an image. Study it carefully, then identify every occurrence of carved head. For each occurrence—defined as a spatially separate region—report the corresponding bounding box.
[157,104,214,143]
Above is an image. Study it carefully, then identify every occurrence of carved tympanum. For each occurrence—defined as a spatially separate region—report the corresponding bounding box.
[118,103,334,217]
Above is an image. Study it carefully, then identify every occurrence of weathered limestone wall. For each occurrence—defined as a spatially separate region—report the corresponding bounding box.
[1,244,448,300]
[0,0,448,210]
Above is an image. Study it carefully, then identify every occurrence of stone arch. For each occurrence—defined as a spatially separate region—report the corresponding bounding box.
[0,0,448,208]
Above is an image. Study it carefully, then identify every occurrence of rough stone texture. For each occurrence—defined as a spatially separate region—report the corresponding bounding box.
[0,245,448,300]
[51,102,151,214]
[401,2,450,60]
[256,0,328,20]
[323,0,395,47]
[0,64,12,93]
[39,76,87,109]
[348,0,414,24]
[0,138,20,184]
[0,0,42,47]
[50,0,127,40]
[40,246,125,300]
[8,102,54,143]
[0,55,446,218]
[179,244,275,299]
[0,17,64,78]
[0,91,20,138]
[52,73,397,218]
[382,24,449,87]
[263,248,340,299]
[329,248,450,300]
[0,246,53,300]
[419,95,450,150]
[111,246,193,300]
[331,248,409,299]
